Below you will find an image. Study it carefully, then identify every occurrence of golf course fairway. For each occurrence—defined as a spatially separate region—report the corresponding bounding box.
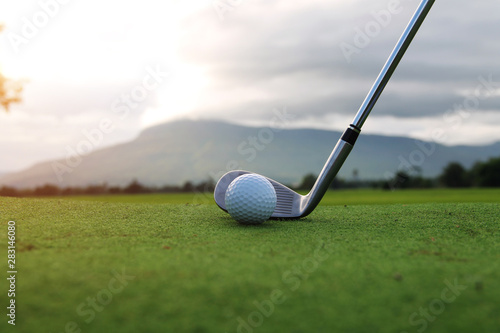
[1,189,499,332]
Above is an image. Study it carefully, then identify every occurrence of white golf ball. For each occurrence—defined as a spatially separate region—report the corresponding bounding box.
[225,174,277,225]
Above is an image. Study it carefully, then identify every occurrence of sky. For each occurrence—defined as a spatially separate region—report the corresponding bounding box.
[0,0,499,172]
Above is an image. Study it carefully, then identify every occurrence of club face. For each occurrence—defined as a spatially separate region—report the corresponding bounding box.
[213,170,251,212]
[214,170,305,219]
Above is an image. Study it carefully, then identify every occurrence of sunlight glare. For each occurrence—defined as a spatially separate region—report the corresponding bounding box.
[141,64,209,128]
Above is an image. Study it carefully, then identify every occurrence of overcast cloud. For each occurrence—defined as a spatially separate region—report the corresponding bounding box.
[183,0,500,120]
[0,0,499,172]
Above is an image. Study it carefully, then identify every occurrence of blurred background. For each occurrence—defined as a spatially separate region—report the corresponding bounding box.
[1,0,499,190]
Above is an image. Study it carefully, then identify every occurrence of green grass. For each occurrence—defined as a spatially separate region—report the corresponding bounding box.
[1,189,499,333]
[59,192,203,205]
[59,188,500,205]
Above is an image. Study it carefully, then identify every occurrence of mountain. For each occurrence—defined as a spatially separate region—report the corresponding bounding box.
[2,120,500,188]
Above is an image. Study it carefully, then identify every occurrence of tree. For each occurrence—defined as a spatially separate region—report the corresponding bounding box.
[0,73,22,111]
[182,181,194,192]
[396,171,411,189]
[0,186,18,197]
[195,178,216,193]
[34,184,60,196]
[383,171,411,190]
[0,24,24,112]
[297,173,316,190]
[124,179,147,194]
[439,162,470,188]
[471,157,500,187]
[84,184,108,195]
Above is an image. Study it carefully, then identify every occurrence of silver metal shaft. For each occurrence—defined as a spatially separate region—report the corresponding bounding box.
[351,0,435,129]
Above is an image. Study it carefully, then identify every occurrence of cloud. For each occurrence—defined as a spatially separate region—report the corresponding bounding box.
[0,78,158,171]
[180,0,500,126]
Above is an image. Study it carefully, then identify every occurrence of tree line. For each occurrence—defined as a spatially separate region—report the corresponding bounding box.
[0,179,217,197]
[292,157,500,191]
[386,156,500,190]
[1,157,499,197]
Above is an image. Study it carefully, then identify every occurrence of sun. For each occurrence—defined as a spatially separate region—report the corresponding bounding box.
[0,0,212,123]
[139,1,212,128]
[141,64,209,128]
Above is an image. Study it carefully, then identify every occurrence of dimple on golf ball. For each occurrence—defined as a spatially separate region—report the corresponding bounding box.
[225,174,277,224]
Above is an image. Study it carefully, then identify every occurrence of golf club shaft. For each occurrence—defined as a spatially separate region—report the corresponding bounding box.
[303,0,434,216]
[351,0,435,129]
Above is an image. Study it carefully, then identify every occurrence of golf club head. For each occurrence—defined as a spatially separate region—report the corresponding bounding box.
[214,170,305,219]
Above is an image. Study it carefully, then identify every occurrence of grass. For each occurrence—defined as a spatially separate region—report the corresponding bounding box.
[59,188,500,205]
[1,189,499,332]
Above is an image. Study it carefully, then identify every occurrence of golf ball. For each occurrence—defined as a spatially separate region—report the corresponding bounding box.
[225,174,277,224]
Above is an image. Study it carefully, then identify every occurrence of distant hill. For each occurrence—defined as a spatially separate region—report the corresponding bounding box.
[1,120,499,188]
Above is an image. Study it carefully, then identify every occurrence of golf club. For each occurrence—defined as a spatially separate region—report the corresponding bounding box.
[214,0,435,219]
